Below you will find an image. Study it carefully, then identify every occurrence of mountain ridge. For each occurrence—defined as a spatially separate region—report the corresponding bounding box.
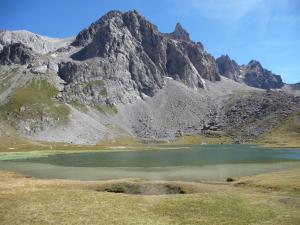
[0,10,299,146]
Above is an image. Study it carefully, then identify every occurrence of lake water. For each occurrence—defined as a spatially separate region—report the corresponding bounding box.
[1,145,300,181]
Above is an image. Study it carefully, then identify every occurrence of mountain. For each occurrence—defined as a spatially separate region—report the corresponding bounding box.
[216,55,240,81]
[166,22,191,42]
[0,30,72,54]
[69,10,220,98]
[0,10,299,146]
[216,55,284,89]
[242,60,284,89]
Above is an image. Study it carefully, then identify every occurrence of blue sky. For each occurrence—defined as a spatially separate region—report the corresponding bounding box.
[1,0,299,83]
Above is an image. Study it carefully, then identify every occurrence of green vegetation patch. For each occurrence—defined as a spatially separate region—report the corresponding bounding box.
[0,67,19,94]
[69,100,88,113]
[89,80,105,86]
[99,88,108,96]
[256,112,300,148]
[0,78,70,126]
[95,104,118,115]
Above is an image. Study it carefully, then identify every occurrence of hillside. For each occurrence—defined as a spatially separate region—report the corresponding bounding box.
[0,10,299,147]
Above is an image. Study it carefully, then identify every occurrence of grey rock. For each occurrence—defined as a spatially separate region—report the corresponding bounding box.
[0,30,73,54]
[0,43,36,65]
[216,54,240,81]
[242,60,284,89]
[64,10,220,107]
[30,65,48,74]
[167,23,191,42]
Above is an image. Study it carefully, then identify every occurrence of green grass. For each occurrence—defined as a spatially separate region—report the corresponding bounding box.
[0,168,300,225]
[88,80,105,86]
[99,88,108,96]
[0,78,70,126]
[234,168,300,193]
[69,100,88,113]
[0,67,19,94]
[255,112,300,148]
[95,104,118,115]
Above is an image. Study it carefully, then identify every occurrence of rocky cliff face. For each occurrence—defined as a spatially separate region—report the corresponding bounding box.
[216,55,240,81]
[0,43,36,65]
[57,10,220,107]
[167,23,191,42]
[242,60,284,89]
[216,55,284,89]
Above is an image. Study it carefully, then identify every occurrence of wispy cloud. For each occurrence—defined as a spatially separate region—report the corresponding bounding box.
[169,0,298,28]
[187,0,263,21]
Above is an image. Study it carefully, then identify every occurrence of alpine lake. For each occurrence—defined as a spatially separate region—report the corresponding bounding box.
[1,144,300,182]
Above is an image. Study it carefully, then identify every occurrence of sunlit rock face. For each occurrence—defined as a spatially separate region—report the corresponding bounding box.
[216,56,284,89]
[0,30,72,54]
[63,10,220,106]
[242,60,284,89]
[216,54,240,81]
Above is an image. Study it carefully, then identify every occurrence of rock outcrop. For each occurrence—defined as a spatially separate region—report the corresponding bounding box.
[167,23,191,42]
[242,60,284,89]
[0,43,36,65]
[217,56,284,89]
[216,55,240,81]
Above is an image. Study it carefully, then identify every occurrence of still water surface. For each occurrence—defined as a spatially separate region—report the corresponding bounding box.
[0,145,300,181]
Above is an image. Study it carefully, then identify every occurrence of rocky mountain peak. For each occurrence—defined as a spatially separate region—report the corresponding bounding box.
[71,10,122,47]
[168,22,191,42]
[66,10,220,101]
[216,54,240,81]
[247,60,263,70]
[71,10,155,48]
[243,60,284,89]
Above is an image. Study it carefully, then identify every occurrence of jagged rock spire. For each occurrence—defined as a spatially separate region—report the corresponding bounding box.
[169,22,191,42]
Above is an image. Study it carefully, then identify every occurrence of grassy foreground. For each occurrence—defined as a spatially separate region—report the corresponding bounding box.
[0,168,300,225]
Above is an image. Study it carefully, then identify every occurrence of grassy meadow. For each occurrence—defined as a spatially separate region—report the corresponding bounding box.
[0,168,300,225]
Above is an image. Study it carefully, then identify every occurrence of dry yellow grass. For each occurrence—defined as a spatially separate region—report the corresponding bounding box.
[256,112,300,148]
[0,168,300,225]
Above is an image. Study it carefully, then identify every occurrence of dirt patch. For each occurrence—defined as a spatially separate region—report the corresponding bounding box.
[98,182,188,195]
[279,197,300,209]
